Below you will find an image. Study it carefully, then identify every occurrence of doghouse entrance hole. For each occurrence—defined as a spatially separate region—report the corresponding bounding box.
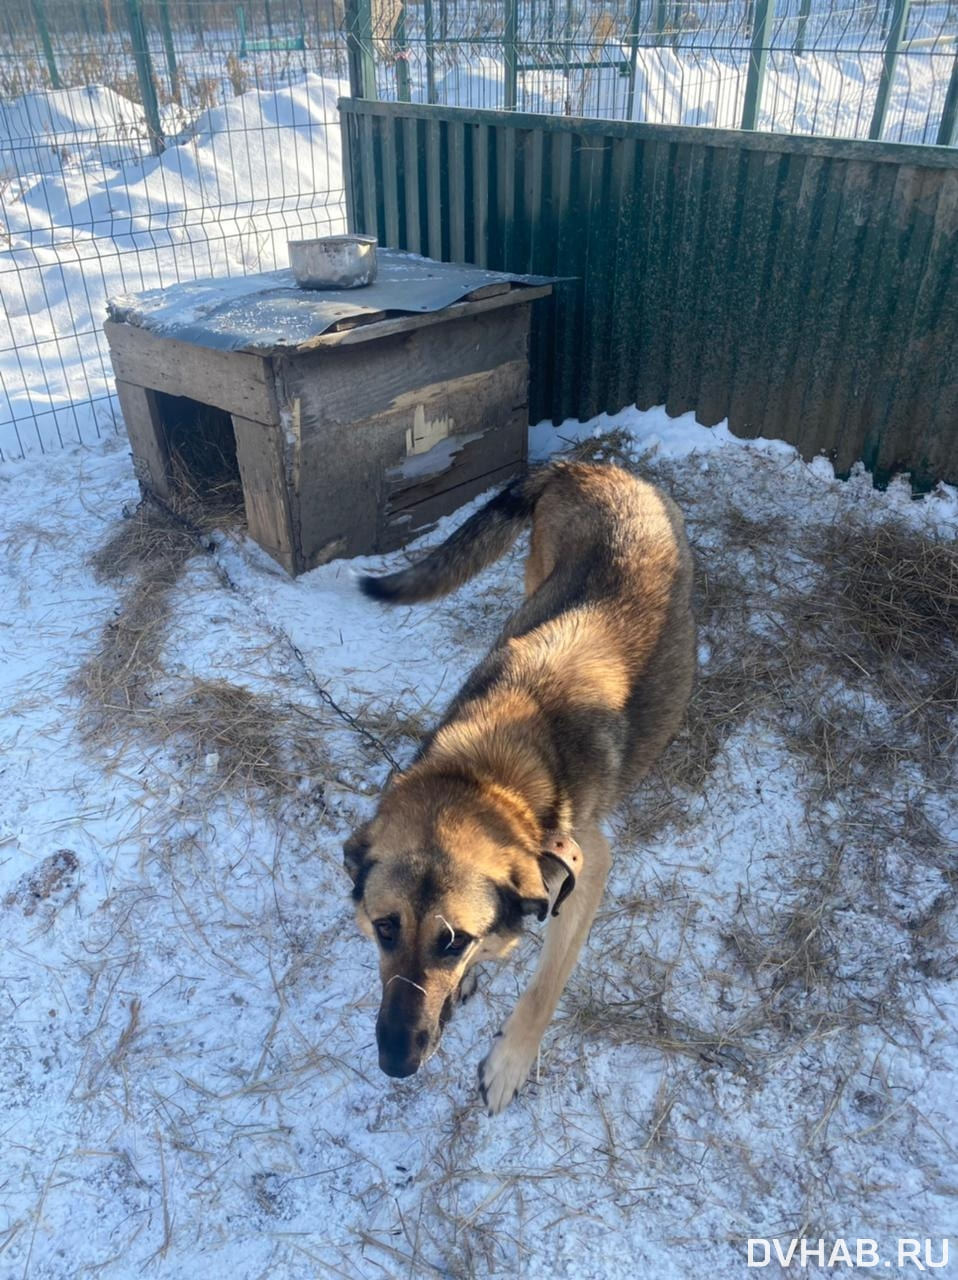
[156,392,246,528]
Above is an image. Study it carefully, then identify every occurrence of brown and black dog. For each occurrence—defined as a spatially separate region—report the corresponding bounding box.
[344,460,695,1113]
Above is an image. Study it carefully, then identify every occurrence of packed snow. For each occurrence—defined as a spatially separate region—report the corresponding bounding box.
[1,407,956,1278]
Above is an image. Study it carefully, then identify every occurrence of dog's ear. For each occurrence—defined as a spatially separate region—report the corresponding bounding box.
[343,824,372,887]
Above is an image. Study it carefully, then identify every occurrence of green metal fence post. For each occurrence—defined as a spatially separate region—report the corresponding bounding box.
[654,0,669,46]
[423,0,437,103]
[30,0,62,91]
[395,0,411,101]
[345,0,377,99]
[741,0,775,130]
[124,0,164,155]
[157,0,181,105]
[671,2,683,50]
[869,0,911,141]
[937,49,958,146]
[625,0,641,121]
[504,0,518,109]
[793,0,812,56]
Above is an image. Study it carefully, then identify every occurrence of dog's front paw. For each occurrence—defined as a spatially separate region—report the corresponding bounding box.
[477,1027,538,1115]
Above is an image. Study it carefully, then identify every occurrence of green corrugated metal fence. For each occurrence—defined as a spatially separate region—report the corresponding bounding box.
[340,99,958,488]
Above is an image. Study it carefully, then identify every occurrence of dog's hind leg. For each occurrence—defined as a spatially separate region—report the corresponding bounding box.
[477,824,611,1115]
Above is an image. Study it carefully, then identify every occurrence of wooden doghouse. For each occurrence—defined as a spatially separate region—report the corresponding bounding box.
[105,251,552,575]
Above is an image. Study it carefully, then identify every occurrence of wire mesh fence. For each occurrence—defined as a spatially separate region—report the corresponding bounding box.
[1,0,956,458]
[0,0,348,459]
[355,0,958,142]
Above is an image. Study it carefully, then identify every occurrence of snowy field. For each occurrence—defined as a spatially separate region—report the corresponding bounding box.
[2,7,956,459]
[2,408,957,1278]
[0,74,348,460]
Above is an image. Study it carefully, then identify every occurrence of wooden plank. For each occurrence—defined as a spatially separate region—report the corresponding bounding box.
[298,340,530,432]
[289,308,531,432]
[105,321,278,425]
[464,282,511,300]
[231,416,297,574]
[293,312,532,565]
[114,379,172,499]
[330,310,388,332]
[384,382,527,511]
[294,287,550,350]
[288,309,535,430]
[380,459,522,553]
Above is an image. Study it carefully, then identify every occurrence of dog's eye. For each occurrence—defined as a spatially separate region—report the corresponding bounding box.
[374,918,399,947]
[443,932,472,957]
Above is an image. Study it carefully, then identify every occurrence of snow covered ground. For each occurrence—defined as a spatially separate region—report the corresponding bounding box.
[0,74,347,460]
[2,409,957,1278]
[418,44,953,141]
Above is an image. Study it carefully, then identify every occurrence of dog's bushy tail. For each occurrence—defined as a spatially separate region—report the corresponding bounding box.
[360,467,551,604]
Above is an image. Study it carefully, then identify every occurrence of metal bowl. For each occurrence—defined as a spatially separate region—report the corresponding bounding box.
[288,235,378,290]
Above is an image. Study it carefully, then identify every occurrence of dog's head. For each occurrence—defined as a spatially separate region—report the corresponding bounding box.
[343,778,574,1078]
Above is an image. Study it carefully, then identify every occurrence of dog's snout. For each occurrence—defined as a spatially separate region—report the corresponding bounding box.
[376,1007,434,1078]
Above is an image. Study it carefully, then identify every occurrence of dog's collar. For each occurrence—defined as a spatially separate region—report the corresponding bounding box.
[539,831,583,916]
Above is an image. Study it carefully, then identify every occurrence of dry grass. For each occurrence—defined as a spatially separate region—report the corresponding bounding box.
[565,426,637,468]
[161,677,328,800]
[820,521,958,662]
[78,502,328,805]
[664,645,787,791]
[560,988,753,1070]
[725,844,845,1000]
[165,448,246,534]
[78,505,197,724]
